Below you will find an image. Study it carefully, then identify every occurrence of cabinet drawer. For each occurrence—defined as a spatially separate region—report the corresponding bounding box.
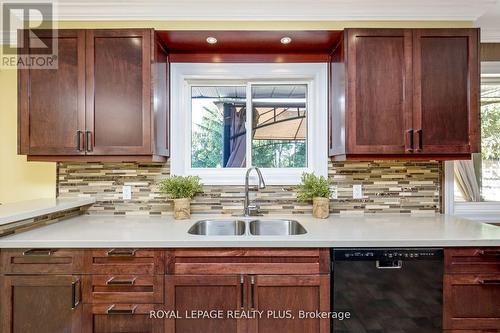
[169,248,329,275]
[445,248,500,273]
[0,249,83,274]
[85,249,164,274]
[444,274,500,330]
[83,275,163,304]
[82,303,163,333]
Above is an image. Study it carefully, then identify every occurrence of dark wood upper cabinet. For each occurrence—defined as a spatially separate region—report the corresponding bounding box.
[86,29,151,155]
[18,29,170,161]
[329,28,480,160]
[18,30,86,156]
[345,29,413,155]
[413,29,480,154]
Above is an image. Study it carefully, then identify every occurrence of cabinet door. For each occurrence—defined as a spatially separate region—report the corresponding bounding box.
[82,304,163,333]
[249,275,330,333]
[165,275,245,333]
[413,29,480,154]
[85,29,152,155]
[443,274,500,330]
[0,275,82,333]
[346,29,413,154]
[18,29,86,155]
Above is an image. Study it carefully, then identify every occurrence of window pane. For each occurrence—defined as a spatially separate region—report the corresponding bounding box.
[191,86,247,168]
[480,83,500,201]
[251,84,307,168]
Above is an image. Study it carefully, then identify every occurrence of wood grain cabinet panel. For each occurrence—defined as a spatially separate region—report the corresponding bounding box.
[413,29,480,154]
[84,249,164,275]
[82,304,163,333]
[169,248,329,275]
[82,275,164,304]
[0,275,82,333]
[165,275,245,333]
[345,29,413,155]
[1,248,83,274]
[445,247,500,274]
[18,30,86,155]
[248,275,330,333]
[329,28,480,160]
[18,29,170,161]
[443,274,500,330]
[85,29,151,155]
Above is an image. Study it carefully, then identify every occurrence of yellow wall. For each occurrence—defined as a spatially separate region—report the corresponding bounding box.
[0,20,473,204]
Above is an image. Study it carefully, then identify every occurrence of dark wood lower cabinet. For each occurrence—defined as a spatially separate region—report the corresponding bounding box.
[249,275,330,333]
[164,275,245,333]
[0,275,82,333]
[82,304,163,333]
[443,274,500,330]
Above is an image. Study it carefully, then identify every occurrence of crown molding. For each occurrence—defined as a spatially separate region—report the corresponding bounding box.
[38,0,495,21]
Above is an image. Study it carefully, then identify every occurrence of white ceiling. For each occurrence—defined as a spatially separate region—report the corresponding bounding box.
[4,0,500,40]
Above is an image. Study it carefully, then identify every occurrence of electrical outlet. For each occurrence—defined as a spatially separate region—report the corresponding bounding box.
[330,185,338,199]
[352,184,363,199]
[122,185,132,200]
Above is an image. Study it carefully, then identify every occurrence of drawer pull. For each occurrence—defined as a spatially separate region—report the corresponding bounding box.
[106,249,137,257]
[106,277,137,286]
[22,249,55,256]
[71,279,81,310]
[478,250,500,257]
[107,304,137,315]
[479,279,500,285]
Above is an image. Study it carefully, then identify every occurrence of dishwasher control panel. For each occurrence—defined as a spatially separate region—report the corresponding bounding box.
[333,248,443,261]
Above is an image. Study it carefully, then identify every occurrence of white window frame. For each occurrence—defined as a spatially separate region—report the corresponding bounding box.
[170,63,328,185]
[444,61,500,220]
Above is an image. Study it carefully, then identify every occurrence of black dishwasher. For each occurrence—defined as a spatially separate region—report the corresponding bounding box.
[332,248,443,333]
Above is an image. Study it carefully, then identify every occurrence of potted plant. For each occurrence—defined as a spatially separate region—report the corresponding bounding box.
[296,172,332,219]
[159,175,203,220]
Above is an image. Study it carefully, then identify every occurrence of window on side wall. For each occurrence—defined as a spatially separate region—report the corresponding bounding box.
[447,61,500,217]
[170,63,328,185]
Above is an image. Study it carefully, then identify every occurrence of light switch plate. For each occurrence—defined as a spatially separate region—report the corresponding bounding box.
[352,184,363,199]
[122,185,132,200]
[330,185,338,199]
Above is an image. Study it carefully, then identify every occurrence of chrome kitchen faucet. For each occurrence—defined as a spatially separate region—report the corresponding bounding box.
[244,167,266,216]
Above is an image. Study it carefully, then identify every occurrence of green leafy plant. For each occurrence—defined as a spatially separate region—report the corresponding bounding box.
[296,172,331,202]
[158,175,203,199]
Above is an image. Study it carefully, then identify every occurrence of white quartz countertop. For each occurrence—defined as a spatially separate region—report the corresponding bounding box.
[0,198,96,226]
[0,213,499,248]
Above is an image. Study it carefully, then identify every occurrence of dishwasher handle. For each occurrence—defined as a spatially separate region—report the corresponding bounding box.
[376,260,403,269]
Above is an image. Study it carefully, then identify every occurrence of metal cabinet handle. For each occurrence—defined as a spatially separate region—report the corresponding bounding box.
[22,248,55,256]
[240,275,245,309]
[416,129,423,152]
[478,250,500,257]
[406,129,414,152]
[71,279,81,310]
[106,248,137,257]
[250,276,255,309]
[479,279,500,285]
[76,130,84,152]
[107,304,137,315]
[106,276,137,286]
[85,130,93,152]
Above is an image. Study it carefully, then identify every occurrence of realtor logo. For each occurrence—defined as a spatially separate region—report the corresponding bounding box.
[1,2,58,69]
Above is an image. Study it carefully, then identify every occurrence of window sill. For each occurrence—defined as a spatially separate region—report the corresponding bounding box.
[454,201,500,222]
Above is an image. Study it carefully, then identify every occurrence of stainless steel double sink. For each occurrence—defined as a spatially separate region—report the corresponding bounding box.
[188,219,307,236]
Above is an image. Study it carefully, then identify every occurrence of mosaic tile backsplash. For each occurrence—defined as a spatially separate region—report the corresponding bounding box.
[57,161,442,215]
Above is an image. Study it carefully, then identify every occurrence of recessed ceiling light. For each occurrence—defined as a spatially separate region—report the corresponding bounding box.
[280,37,292,44]
[206,36,218,44]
